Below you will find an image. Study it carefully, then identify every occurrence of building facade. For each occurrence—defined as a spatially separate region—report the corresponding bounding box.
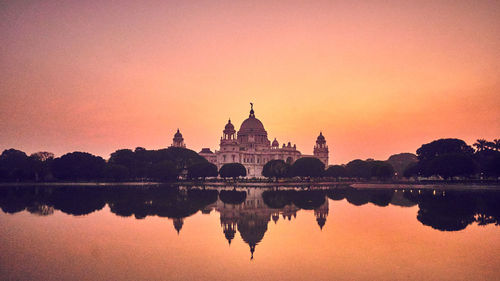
[174,104,329,177]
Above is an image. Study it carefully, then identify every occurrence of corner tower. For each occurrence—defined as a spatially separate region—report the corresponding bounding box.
[218,119,239,166]
[172,129,186,148]
[313,132,329,166]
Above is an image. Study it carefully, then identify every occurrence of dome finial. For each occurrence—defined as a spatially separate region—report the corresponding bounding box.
[249,102,255,117]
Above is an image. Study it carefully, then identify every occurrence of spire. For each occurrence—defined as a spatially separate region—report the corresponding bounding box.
[249,102,255,118]
[250,244,255,260]
[173,218,184,234]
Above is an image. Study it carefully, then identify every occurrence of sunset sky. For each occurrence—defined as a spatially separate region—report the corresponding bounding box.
[1,0,499,164]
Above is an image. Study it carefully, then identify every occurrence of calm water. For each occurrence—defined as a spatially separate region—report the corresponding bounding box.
[0,185,499,281]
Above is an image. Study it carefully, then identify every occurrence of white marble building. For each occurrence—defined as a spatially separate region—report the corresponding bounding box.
[174,104,329,177]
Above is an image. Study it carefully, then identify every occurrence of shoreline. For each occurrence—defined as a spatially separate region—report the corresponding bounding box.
[1,181,499,190]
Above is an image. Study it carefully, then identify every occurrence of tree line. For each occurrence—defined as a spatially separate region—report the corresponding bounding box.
[260,138,500,181]
[260,157,395,180]
[0,147,213,182]
[403,138,500,179]
[0,146,395,182]
[0,137,498,182]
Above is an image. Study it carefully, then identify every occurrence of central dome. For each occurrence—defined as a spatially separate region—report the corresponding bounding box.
[239,116,266,134]
[238,104,267,136]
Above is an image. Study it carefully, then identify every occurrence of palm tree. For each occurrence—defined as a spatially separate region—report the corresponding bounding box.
[485,141,495,151]
[474,139,488,152]
[494,139,500,151]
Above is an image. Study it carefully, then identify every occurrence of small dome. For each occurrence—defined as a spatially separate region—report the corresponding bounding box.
[272,138,279,147]
[174,129,183,138]
[199,148,213,154]
[224,119,235,131]
[316,132,326,144]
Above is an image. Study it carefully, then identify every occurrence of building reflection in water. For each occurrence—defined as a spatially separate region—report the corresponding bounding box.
[0,185,499,259]
[213,188,328,259]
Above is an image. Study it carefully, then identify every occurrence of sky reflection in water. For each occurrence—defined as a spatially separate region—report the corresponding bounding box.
[0,185,499,281]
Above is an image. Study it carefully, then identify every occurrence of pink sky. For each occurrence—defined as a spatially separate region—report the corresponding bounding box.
[1,0,499,164]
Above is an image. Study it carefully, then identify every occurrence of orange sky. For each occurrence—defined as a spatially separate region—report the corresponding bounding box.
[1,0,499,164]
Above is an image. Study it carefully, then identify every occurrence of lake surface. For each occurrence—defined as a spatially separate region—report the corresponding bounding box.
[0,185,499,281]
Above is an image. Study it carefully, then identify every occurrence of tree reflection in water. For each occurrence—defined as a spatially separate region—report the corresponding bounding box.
[0,185,499,258]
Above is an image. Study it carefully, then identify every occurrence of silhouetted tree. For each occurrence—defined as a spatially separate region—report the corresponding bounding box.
[52,152,106,181]
[345,159,371,179]
[387,153,418,178]
[154,147,207,171]
[417,139,474,161]
[30,151,54,162]
[109,149,136,175]
[403,162,420,178]
[187,162,218,180]
[104,163,130,181]
[369,161,395,180]
[474,149,500,178]
[219,163,246,179]
[290,157,325,178]
[148,160,178,182]
[0,149,30,181]
[417,139,474,162]
[27,151,54,181]
[493,139,500,151]
[416,139,475,178]
[262,160,290,180]
[427,153,477,179]
[108,146,207,180]
[473,139,488,152]
[324,165,347,179]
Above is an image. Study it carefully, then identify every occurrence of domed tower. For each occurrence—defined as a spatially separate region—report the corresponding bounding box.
[314,199,329,230]
[223,119,236,140]
[172,129,186,148]
[313,132,328,166]
[219,119,239,166]
[221,220,237,245]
